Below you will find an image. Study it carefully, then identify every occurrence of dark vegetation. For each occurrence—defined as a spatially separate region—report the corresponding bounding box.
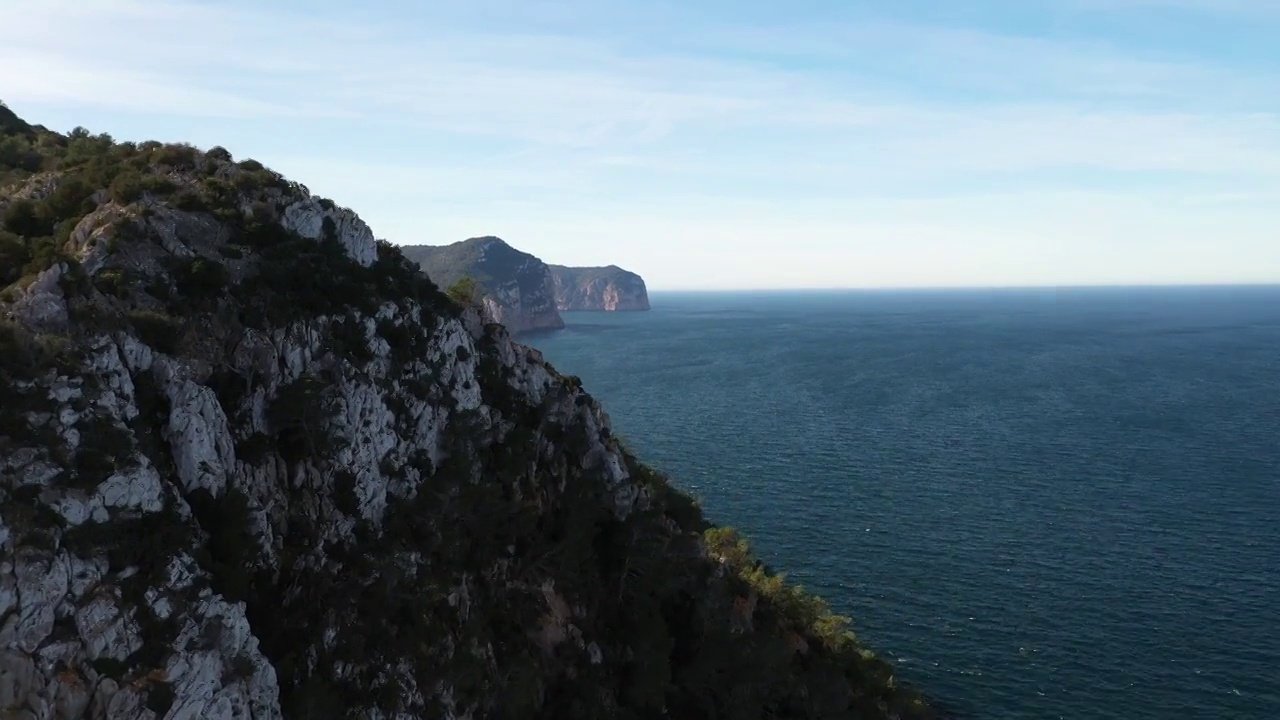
[446,275,482,307]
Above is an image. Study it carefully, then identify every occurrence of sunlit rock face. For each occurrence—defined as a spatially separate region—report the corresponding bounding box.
[549,265,651,312]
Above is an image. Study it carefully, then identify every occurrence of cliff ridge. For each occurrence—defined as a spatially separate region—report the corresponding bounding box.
[401,238,564,335]
[0,102,934,720]
[549,264,650,312]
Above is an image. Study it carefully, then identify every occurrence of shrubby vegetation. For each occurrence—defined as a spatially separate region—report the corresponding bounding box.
[0,101,315,303]
[447,275,482,306]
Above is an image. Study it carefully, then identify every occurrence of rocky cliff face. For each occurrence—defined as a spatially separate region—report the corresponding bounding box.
[0,105,934,720]
[549,265,650,312]
[400,238,564,335]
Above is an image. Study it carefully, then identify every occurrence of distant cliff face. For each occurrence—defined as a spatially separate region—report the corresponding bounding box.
[401,237,564,334]
[550,265,651,312]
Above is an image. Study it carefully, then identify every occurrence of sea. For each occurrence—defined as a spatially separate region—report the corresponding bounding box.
[524,286,1280,720]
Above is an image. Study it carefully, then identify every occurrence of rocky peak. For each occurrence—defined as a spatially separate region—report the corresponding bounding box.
[0,103,934,720]
[400,238,565,335]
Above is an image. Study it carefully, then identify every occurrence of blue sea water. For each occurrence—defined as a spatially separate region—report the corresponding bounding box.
[525,287,1280,720]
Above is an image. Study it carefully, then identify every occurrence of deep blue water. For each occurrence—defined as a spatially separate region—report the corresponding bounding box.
[525,287,1280,720]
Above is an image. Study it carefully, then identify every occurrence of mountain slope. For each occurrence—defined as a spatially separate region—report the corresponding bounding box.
[401,237,564,334]
[0,103,935,720]
[549,264,650,311]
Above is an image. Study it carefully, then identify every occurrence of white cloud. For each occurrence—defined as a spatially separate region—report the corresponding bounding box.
[1,0,1277,287]
[1068,0,1280,16]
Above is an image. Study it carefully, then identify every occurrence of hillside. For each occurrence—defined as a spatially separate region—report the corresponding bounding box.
[548,264,650,312]
[0,101,935,720]
[401,237,564,334]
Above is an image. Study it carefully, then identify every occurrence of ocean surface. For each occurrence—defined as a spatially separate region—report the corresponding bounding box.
[524,287,1280,720]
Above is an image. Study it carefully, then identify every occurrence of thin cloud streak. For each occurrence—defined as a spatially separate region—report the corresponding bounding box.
[1,0,1277,288]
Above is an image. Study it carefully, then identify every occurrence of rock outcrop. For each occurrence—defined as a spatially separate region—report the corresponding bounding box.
[0,103,935,720]
[400,238,564,335]
[549,265,650,312]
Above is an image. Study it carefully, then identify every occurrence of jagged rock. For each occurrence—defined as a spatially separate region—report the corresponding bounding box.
[6,548,68,654]
[8,262,68,331]
[75,589,142,661]
[281,197,377,268]
[163,377,235,497]
[0,650,39,713]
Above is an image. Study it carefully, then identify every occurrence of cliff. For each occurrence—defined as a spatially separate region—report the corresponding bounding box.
[549,265,650,312]
[0,103,934,720]
[400,238,564,335]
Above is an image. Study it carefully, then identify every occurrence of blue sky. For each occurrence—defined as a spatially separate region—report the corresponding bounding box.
[2,0,1278,289]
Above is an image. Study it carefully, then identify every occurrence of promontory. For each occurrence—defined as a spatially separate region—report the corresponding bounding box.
[549,264,650,312]
[0,100,935,720]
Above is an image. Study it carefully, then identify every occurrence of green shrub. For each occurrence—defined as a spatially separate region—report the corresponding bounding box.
[0,135,42,172]
[3,198,43,236]
[53,217,79,246]
[187,487,259,603]
[231,171,264,193]
[329,316,373,364]
[90,657,129,678]
[267,376,341,463]
[150,143,199,170]
[0,320,58,377]
[109,171,146,204]
[69,414,135,490]
[61,508,194,586]
[145,682,176,715]
[19,236,63,278]
[103,166,167,204]
[143,272,172,302]
[61,129,115,167]
[222,654,257,683]
[375,317,425,365]
[205,146,233,163]
[42,177,95,223]
[128,309,182,353]
[172,190,206,212]
[94,268,131,298]
[201,177,239,211]
[141,174,176,195]
[0,229,29,286]
[235,432,274,466]
[171,256,228,302]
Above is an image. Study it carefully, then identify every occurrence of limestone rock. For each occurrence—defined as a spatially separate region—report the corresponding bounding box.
[281,197,377,267]
[549,264,651,311]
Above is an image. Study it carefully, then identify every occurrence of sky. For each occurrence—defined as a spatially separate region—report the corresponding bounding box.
[1,0,1278,290]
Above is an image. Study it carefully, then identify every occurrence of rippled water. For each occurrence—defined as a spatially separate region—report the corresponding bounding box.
[526,287,1280,720]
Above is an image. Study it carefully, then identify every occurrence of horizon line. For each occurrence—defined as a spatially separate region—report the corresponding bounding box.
[644,282,1280,293]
